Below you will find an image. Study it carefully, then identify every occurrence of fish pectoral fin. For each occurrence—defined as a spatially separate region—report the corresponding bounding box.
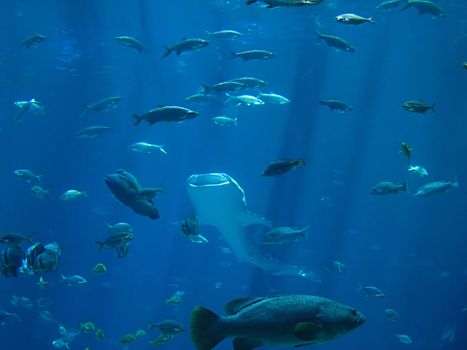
[294,322,322,341]
[233,338,262,350]
[239,211,271,228]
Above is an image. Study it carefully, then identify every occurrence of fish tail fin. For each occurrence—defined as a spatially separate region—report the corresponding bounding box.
[133,114,142,125]
[452,177,459,188]
[369,17,377,24]
[356,282,363,293]
[27,233,35,244]
[36,175,43,183]
[298,159,305,167]
[202,84,210,95]
[190,306,225,350]
[60,274,66,283]
[230,51,238,59]
[402,181,408,193]
[162,47,172,58]
[96,241,105,252]
[159,146,168,155]
[79,106,88,117]
[147,320,157,331]
[225,93,233,104]
[431,103,436,113]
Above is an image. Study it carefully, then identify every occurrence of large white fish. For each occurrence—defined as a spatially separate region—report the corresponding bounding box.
[186,173,318,280]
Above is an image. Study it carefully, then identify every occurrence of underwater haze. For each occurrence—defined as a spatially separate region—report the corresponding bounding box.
[1,0,467,350]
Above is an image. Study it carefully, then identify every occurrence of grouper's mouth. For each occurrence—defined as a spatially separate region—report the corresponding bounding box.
[187,173,231,188]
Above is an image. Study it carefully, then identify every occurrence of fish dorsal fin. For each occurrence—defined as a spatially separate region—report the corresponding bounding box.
[233,338,262,350]
[239,211,271,228]
[224,297,268,315]
[294,321,322,341]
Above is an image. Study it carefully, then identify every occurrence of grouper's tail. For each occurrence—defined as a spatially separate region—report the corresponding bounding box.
[190,306,225,350]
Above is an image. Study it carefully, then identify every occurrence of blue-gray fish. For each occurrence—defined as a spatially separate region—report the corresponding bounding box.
[315,31,355,52]
[370,181,407,195]
[403,0,447,17]
[190,295,365,350]
[231,50,276,61]
[413,179,458,197]
[163,38,209,58]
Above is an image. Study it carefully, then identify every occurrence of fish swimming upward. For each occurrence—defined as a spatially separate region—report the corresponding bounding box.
[186,173,318,281]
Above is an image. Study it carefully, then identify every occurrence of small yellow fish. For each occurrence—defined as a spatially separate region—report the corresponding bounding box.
[400,142,412,163]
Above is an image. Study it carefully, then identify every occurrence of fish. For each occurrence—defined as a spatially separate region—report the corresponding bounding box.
[37,276,48,290]
[246,0,322,8]
[13,169,42,183]
[22,34,45,48]
[384,308,400,321]
[463,62,467,70]
[133,106,199,126]
[336,13,376,25]
[206,30,243,39]
[315,30,355,52]
[92,263,107,274]
[261,226,309,244]
[114,36,146,52]
[75,126,112,138]
[31,185,51,199]
[148,320,185,336]
[319,99,352,112]
[60,274,88,286]
[14,98,44,124]
[36,296,52,308]
[257,92,290,104]
[357,283,385,298]
[370,181,407,195]
[0,231,34,246]
[185,93,217,103]
[83,96,122,113]
[162,38,209,58]
[129,142,167,154]
[262,159,305,176]
[60,190,88,201]
[203,81,245,94]
[408,165,428,177]
[413,179,458,197]
[105,169,162,219]
[400,142,412,163]
[107,222,133,234]
[96,231,134,252]
[186,173,318,279]
[403,0,447,17]
[10,295,33,309]
[402,100,435,113]
[1,244,24,277]
[395,334,413,344]
[227,77,267,88]
[375,0,403,11]
[180,211,209,244]
[231,50,276,60]
[226,94,264,107]
[212,116,238,127]
[190,295,365,350]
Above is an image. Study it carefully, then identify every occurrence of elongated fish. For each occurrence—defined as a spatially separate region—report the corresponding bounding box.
[186,173,318,280]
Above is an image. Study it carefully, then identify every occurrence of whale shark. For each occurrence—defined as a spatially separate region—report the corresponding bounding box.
[186,173,319,281]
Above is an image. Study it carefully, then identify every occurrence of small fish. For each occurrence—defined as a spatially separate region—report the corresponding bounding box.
[96,328,105,340]
[403,0,447,17]
[83,96,122,113]
[14,98,44,124]
[129,142,167,154]
[163,38,209,58]
[325,260,347,273]
[384,308,400,321]
[148,320,185,336]
[31,185,51,199]
[75,126,112,138]
[413,179,458,197]
[60,189,88,201]
[375,0,403,11]
[37,276,48,290]
[203,81,245,94]
[408,165,428,177]
[336,13,376,25]
[319,99,352,112]
[226,94,264,107]
[96,232,134,252]
[119,333,137,345]
[231,49,276,61]
[180,211,209,244]
[370,181,407,195]
[257,92,290,104]
[22,34,45,48]
[246,0,322,8]
[81,322,96,333]
[262,159,305,176]
[60,274,88,286]
[13,169,42,183]
[227,77,267,88]
[52,338,69,349]
[206,30,243,39]
[315,31,355,52]
[134,329,147,338]
[115,36,146,52]
[36,296,53,308]
[92,263,107,274]
[107,222,133,234]
[400,142,412,163]
[357,283,385,298]
[10,295,33,309]
[212,116,238,127]
[395,334,413,344]
[463,62,467,70]
[184,93,217,104]
[402,100,435,113]
[262,226,309,244]
[165,292,184,306]
[133,106,199,126]
[39,309,55,322]
[148,333,174,346]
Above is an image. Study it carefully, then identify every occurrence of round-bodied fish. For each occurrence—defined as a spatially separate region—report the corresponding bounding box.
[133,106,199,126]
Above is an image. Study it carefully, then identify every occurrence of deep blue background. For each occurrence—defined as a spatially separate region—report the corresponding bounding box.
[0,0,466,349]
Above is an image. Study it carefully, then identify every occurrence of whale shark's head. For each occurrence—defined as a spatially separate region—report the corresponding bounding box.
[186,173,247,226]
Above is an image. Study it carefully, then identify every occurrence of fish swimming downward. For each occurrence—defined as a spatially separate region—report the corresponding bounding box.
[186,173,318,280]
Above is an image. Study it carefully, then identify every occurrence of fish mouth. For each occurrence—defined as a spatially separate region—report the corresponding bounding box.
[187,173,231,188]
[353,312,366,327]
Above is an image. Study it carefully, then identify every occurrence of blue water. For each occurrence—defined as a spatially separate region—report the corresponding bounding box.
[1,0,466,349]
